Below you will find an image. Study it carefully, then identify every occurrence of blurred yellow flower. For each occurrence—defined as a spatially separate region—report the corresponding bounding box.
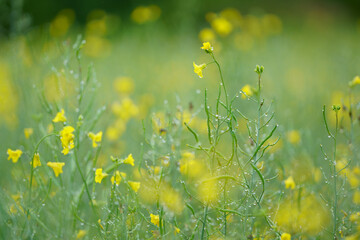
[241,84,253,99]
[24,128,33,139]
[179,152,205,179]
[220,8,243,27]
[30,153,41,168]
[76,229,87,239]
[60,126,75,155]
[53,109,67,123]
[211,17,233,36]
[349,212,360,222]
[131,5,161,24]
[193,62,206,78]
[47,162,65,177]
[49,9,75,37]
[174,227,180,235]
[349,76,360,88]
[150,213,159,227]
[201,42,213,53]
[95,168,108,183]
[275,194,329,235]
[199,28,216,42]
[353,190,360,204]
[281,233,291,240]
[284,176,295,189]
[83,36,111,58]
[7,149,22,163]
[286,130,301,145]
[114,77,135,95]
[88,131,102,148]
[112,98,139,121]
[128,181,141,192]
[197,176,219,204]
[106,119,126,141]
[124,154,135,166]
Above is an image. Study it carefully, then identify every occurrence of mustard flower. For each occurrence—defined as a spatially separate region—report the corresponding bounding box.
[201,42,213,53]
[97,219,104,230]
[199,28,215,42]
[95,168,108,183]
[88,131,102,148]
[349,76,360,88]
[174,227,180,235]
[150,213,159,227]
[47,162,65,177]
[52,109,67,123]
[60,126,75,155]
[284,176,295,189]
[24,128,33,139]
[241,84,253,99]
[76,229,87,239]
[128,181,140,192]
[111,171,126,185]
[30,153,41,168]
[281,233,291,240]
[7,149,22,163]
[123,154,135,166]
[193,62,206,78]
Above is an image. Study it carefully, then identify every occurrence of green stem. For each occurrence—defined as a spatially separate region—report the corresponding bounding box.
[27,133,57,217]
[201,205,208,240]
[73,148,97,217]
[333,110,338,239]
[211,53,229,109]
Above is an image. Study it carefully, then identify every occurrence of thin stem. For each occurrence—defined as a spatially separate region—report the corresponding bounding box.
[27,133,57,217]
[73,148,97,217]
[332,110,338,239]
[201,205,208,240]
[211,53,229,109]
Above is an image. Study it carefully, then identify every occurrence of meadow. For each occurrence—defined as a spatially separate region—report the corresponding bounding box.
[0,4,360,240]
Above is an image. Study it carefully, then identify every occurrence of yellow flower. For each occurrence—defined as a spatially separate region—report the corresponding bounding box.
[128,181,141,192]
[111,98,139,121]
[284,176,296,189]
[241,84,253,99]
[30,153,41,168]
[281,233,291,240]
[60,126,75,155]
[287,130,301,145]
[111,171,126,185]
[95,168,108,183]
[131,5,161,24]
[150,213,159,227]
[47,162,65,177]
[114,76,134,95]
[201,42,213,53]
[88,131,102,148]
[349,76,360,88]
[124,154,135,166]
[174,227,180,235]
[52,109,67,122]
[98,219,104,230]
[211,17,233,36]
[199,28,215,42]
[193,62,206,78]
[353,190,360,204]
[76,229,87,239]
[24,128,33,139]
[7,149,22,163]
